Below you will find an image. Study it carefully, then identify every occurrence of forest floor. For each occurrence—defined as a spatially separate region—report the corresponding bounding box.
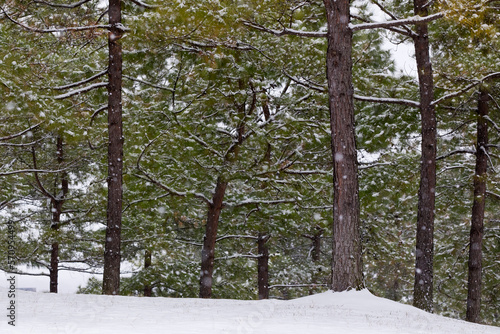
[1,287,499,333]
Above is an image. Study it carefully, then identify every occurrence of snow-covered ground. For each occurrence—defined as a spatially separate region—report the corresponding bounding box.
[1,287,498,334]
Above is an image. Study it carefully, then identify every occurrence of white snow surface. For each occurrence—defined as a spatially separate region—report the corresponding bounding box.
[1,288,499,334]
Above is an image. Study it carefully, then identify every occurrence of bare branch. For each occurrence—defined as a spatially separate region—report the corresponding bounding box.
[90,105,107,126]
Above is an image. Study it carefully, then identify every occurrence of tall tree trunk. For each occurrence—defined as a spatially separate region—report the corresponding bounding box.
[257,233,270,300]
[466,88,490,323]
[50,135,68,293]
[199,177,227,298]
[412,0,437,312]
[103,0,124,295]
[323,0,363,291]
[144,249,152,297]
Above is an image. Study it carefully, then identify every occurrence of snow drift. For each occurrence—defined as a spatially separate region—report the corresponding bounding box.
[0,287,498,334]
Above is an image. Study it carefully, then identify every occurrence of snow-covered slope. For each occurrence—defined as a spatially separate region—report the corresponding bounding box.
[1,288,498,334]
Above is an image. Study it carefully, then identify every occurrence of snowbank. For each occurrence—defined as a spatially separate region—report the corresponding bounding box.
[0,287,498,334]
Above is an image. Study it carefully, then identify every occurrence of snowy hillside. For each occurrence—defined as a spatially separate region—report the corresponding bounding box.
[1,288,498,334]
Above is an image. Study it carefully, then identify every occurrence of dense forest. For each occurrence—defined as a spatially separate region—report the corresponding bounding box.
[0,0,498,326]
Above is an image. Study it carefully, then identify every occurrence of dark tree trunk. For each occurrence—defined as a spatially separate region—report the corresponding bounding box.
[412,0,437,313]
[257,234,270,300]
[312,227,323,263]
[308,227,323,295]
[466,88,489,323]
[50,136,68,293]
[103,0,124,296]
[323,0,363,291]
[199,177,227,298]
[144,249,152,297]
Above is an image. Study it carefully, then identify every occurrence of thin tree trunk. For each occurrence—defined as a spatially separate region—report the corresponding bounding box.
[412,0,437,312]
[50,136,68,293]
[144,249,152,297]
[257,233,270,300]
[309,227,323,295]
[323,0,363,291]
[103,0,124,296]
[199,177,227,298]
[466,88,489,323]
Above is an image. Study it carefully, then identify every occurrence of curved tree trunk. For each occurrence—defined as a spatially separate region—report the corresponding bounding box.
[103,0,124,296]
[412,0,437,312]
[466,88,489,323]
[323,0,363,291]
[199,177,227,298]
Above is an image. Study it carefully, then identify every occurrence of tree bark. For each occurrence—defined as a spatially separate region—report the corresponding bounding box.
[199,177,227,298]
[412,0,437,312]
[466,88,489,323]
[103,0,124,296]
[49,135,68,293]
[144,249,152,297]
[323,0,363,291]
[257,233,270,300]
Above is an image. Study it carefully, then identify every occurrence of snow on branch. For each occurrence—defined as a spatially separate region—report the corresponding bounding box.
[216,235,258,242]
[135,135,212,205]
[486,191,500,200]
[358,162,392,170]
[53,82,108,100]
[485,115,500,133]
[354,94,420,108]
[437,149,475,161]
[127,0,159,8]
[53,70,107,91]
[0,167,71,176]
[225,198,297,207]
[123,75,174,92]
[1,7,117,33]
[33,0,93,8]
[0,123,42,141]
[350,13,444,31]
[242,20,327,38]
[269,284,328,289]
[432,72,500,106]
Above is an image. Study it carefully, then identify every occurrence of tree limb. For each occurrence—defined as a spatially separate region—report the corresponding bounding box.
[350,13,444,31]
[437,149,475,161]
[53,82,108,100]
[52,70,107,91]
[33,0,94,8]
[0,123,42,141]
[354,94,420,108]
